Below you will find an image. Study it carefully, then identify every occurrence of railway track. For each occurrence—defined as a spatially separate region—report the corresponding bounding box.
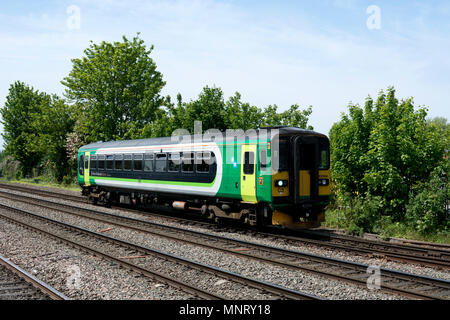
[0,191,449,300]
[0,254,68,300]
[0,201,320,300]
[0,182,448,270]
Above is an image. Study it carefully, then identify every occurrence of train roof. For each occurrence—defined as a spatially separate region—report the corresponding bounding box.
[79,126,326,151]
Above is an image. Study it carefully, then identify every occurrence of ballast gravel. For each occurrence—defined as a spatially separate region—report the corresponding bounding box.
[0,184,448,299]
[0,191,411,300]
[0,210,192,300]
[15,184,447,281]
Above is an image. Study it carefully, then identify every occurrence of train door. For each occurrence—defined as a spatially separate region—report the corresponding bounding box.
[84,151,90,186]
[298,144,315,199]
[240,144,257,203]
[292,136,319,203]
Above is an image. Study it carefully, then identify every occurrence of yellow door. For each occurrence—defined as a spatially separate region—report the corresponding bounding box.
[299,170,310,197]
[84,152,90,186]
[241,144,257,203]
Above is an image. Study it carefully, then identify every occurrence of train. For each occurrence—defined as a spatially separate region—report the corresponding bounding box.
[77,126,331,229]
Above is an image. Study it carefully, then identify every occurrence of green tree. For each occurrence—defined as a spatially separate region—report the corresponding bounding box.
[0,81,47,176]
[330,87,447,233]
[261,104,313,129]
[61,34,166,142]
[224,92,264,130]
[31,96,75,181]
[181,85,227,133]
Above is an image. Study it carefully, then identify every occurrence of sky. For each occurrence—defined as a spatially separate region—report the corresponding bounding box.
[1,0,449,149]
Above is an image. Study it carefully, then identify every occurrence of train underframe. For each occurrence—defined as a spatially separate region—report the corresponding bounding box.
[81,185,326,229]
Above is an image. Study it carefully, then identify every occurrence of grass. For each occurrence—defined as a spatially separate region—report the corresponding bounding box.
[1,176,81,192]
[322,208,450,244]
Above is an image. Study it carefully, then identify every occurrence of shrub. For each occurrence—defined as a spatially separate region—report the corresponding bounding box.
[406,160,449,235]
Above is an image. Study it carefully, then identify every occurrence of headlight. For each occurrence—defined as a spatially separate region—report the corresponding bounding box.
[319,179,329,186]
[275,180,288,187]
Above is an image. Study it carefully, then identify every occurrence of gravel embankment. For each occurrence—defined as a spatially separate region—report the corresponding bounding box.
[12,184,446,281]
[0,189,415,300]
[0,210,192,300]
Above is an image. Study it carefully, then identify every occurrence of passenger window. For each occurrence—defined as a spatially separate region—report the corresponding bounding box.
[98,155,105,170]
[155,153,167,172]
[133,154,143,171]
[144,154,154,172]
[106,155,114,170]
[90,155,97,171]
[84,155,89,169]
[196,152,210,173]
[115,155,123,170]
[168,152,181,172]
[182,152,194,173]
[124,154,132,170]
[243,152,254,175]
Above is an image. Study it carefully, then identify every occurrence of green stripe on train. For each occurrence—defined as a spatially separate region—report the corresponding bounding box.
[93,176,216,187]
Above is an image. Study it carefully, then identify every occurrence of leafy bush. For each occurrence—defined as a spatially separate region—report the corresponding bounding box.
[62,175,75,186]
[329,87,448,235]
[340,196,383,235]
[0,154,21,179]
[406,160,449,234]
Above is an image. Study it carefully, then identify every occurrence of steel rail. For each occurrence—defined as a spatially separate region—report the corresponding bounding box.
[0,254,69,300]
[0,192,449,300]
[0,202,320,300]
[1,183,448,268]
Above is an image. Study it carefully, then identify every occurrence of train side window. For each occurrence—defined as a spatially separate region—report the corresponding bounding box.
[182,152,194,173]
[168,152,181,172]
[90,155,97,171]
[155,153,167,172]
[84,155,89,169]
[133,154,143,171]
[79,155,84,175]
[243,151,254,175]
[98,155,105,170]
[144,154,154,172]
[106,155,114,170]
[273,139,289,172]
[260,150,268,171]
[196,152,210,173]
[115,154,123,170]
[124,154,132,170]
[319,141,330,170]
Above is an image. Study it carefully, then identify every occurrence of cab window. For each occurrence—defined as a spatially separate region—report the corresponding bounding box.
[319,140,330,170]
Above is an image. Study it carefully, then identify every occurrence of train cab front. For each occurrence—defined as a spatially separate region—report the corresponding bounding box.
[270,129,331,229]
